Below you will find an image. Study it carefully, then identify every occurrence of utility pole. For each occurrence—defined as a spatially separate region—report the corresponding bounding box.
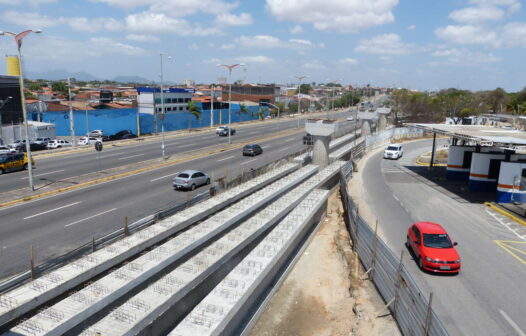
[68,77,76,149]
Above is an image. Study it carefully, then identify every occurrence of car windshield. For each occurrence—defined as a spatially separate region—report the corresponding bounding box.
[423,233,453,248]
[178,173,190,178]
[0,156,8,163]
[387,146,399,151]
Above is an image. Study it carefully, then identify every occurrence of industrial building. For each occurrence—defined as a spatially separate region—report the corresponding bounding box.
[137,87,195,115]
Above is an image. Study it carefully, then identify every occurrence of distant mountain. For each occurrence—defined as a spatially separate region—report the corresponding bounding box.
[27,69,99,81]
[112,75,152,84]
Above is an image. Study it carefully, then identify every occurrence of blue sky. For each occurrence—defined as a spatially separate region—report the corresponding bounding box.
[0,0,525,91]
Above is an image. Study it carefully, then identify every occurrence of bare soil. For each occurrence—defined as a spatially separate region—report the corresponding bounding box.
[249,191,400,336]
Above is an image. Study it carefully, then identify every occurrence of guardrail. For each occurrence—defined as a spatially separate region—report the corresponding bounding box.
[338,126,449,336]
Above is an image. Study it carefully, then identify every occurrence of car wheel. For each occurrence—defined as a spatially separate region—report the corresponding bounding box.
[405,236,410,249]
[418,257,424,270]
[206,178,210,185]
[23,163,28,170]
[57,146,61,148]
[191,184,196,191]
[0,168,4,175]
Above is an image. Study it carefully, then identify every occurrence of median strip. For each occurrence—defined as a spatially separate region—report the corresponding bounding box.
[0,128,304,209]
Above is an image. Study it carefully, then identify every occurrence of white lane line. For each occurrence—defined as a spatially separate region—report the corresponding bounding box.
[279,147,289,152]
[284,138,295,142]
[117,153,144,160]
[218,155,235,162]
[24,202,81,220]
[178,144,194,148]
[20,169,65,179]
[244,159,257,164]
[65,208,117,228]
[262,145,270,149]
[150,173,177,182]
[499,310,526,336]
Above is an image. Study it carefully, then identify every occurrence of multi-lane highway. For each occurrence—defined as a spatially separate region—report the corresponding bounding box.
[363,139,526,336]
[0,111,353,279]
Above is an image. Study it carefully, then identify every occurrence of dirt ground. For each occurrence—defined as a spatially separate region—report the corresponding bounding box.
[249,189,400,336]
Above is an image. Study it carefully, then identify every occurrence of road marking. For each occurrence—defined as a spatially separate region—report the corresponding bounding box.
[262,145,270,149]
[279,147,289,152]
[65,208,117,227]
[218,155,235,162]
[150,173,176,182]
[244,158,257,164]
[494,240,526,265]
[117,153,144,160]
[499,310,526,336]
[178,144,194,148]
[24,202,81,220]
[284,138,295,142]
[20,169,65,179]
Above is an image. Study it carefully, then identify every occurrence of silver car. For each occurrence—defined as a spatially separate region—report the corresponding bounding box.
[173,170,210,191]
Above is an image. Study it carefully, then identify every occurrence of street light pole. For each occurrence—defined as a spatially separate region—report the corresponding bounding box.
[159,53,168,160]
[0,29,42,191]
[210,84,214,128]
[294,76,307,117]
[0,96,13,145]
[67,77,76,149]
[217,63,245,145]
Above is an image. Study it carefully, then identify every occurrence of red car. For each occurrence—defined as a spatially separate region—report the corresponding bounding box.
[406,222,461,274]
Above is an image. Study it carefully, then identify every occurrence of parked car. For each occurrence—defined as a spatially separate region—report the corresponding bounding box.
[7,140,27,151]
[21,143,47,152]
[346,116,355,121]
[215,126,226,134]
[108,130,137,141]
[218,127,235,136]
[173,170,211,191]
[0,153,35,175]
[406,222,461,274]
[34,137,51,146]
[383,144,403,159]
[87,129,104,137]
[243,144,263,156]
[0,146,16,154]
[121,133,138,139]
[303,133,313,145]
[78,137,100,146]
[47,139,72,149]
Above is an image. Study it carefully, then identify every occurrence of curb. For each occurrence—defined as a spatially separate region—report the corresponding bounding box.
[415,157,447,167]
[0,128,304,209]
[484,202,526,227]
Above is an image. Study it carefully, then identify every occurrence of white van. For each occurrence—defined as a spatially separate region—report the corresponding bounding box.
[384,144,403,160]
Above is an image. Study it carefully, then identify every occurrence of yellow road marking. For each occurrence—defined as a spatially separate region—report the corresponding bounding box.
[485,202,526,227]
[494,240,526,265]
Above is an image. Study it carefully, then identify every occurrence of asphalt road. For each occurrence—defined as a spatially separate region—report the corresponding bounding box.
[0,111,355,279]
[363,139,526,336]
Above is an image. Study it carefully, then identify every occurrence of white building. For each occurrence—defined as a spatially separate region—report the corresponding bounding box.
[137,87,195,115]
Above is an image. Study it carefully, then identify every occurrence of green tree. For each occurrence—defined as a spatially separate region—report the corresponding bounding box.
[238,103,248,120]
[187,101,202,131]
[297,83,312,95]
[27,82,43,92]
[51,81,69,97]
[257,107,266,120]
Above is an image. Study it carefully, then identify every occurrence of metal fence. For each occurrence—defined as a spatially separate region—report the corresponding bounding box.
[338,126,449,336]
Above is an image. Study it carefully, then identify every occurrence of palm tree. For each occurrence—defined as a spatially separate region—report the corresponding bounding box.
[257,107,266,120]
[187,101,202,131]
[238,103,248,122]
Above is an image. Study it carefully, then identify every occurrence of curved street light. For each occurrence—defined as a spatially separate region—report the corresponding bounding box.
[0,29,42,191]
[217,63,245,145]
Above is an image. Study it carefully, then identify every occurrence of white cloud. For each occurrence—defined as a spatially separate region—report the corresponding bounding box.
[92,0,239,16]
[303,61,327,69]
[290,25,303,34]
[220,43,236,50]
[501,22,526,47]
[236,55,275,64]
[202,58,221,64]
[431,48,500,65]
[215,12,253,26]
[89,0,149,10]
[1,11,58,28]
[235,35,318,50]
[65,17,124,32]
[408,25,416,30]
[265,0,399,33]
[125,12,221,35]
[89,37,150,56]
[435,25,498,47]
[449,6,504,24]
[469,0,521,12]
[355,34,413,55]
[126,34,160,42]
[339,58,358,65]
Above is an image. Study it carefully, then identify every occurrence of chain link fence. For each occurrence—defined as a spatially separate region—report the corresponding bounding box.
[339,127,449,336]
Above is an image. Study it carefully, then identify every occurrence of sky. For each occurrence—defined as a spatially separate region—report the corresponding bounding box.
[0,0,525,91]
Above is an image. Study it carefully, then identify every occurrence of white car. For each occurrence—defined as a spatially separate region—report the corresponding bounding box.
[78,137,100,145]
[47,139,72,149]
[0,146,16,154]
[346,116,354,121]
[215,126,226,134]
[34,137,51,145]
[87,129,104,137]
[384,144,403,159]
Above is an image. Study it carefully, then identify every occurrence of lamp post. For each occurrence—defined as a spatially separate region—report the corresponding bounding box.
[210,84,215,128]
[0,29,42,191]
[0,96,13,145]
[159,53,170,160]
[294,75,307,117]
[217,63,245,145]
[67,77,76,149]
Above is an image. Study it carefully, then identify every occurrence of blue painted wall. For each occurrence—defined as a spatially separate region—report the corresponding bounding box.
[30,103,268,136]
